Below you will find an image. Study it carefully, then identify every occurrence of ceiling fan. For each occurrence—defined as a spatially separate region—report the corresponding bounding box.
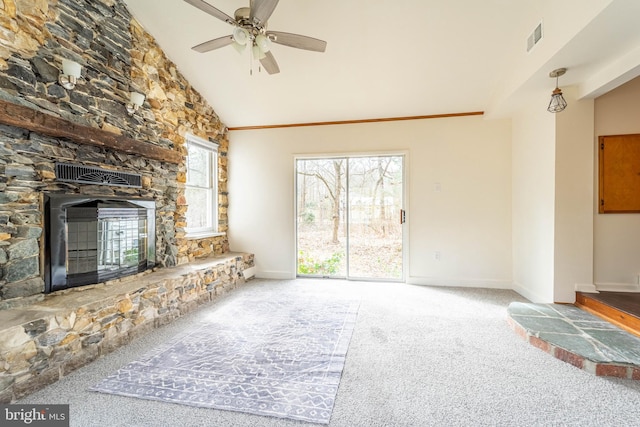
[184,0,327,74]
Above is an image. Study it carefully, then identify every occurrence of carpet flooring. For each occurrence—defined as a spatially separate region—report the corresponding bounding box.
[90,294,359,424]
[17,278,640,426]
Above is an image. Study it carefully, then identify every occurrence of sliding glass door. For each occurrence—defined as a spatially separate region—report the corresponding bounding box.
[296,155,404,281]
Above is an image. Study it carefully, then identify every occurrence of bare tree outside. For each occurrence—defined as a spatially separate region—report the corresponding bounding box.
[347,156,403,278]
[296,156,403,279]
[297,158,346,276]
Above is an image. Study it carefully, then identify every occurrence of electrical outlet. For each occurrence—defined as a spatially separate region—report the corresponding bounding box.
[434,251,441,260]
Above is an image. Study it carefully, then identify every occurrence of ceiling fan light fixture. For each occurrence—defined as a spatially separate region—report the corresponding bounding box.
[255,34,271,52]
[232,41,247,54]
[232,27,249,45]
[252,43,266,60]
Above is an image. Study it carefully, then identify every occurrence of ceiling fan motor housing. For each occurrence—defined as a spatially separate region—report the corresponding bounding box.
[234,7,251,22]
[234,7,265,35]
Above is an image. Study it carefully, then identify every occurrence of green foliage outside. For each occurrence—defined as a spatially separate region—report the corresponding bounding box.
[123,248,139,264]
[301,211,315,224]
[298,251,343,275]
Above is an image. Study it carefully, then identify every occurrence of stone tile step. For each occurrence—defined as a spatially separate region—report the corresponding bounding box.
[507,302,640,379]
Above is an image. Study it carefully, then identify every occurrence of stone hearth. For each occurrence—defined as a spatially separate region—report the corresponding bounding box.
[507,302,640,379]
[0,252,254,403]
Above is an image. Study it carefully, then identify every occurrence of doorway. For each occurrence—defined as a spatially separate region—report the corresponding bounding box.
[296,155,405,280]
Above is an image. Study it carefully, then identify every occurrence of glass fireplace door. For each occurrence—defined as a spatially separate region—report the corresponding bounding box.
[97,216,148,273]
[45,194,156,293]
[62,199,152,288]
[66,218,98,275]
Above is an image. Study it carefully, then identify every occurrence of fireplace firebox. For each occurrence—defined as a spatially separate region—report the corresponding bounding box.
[44,194,156,293]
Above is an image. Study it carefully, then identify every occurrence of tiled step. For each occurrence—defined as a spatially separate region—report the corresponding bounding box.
[507,302,640,379]
[575,291,640,338]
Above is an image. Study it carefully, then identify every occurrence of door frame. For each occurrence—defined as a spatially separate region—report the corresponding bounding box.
[293,150,409,282]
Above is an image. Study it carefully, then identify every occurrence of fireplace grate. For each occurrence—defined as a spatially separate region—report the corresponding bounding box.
[55,163,142,188]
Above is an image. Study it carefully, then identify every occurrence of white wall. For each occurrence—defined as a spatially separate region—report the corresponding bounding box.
[594,76,640,287]
[511,93,557,303]
[554,86,595,302]
[511,86,595,303]
[228,116,512,288]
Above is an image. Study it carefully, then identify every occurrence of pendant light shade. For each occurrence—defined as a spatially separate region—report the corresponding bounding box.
[547,88,567,113]
[547,68,567,113]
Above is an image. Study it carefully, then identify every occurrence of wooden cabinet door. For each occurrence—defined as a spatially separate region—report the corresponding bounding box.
[599,134,640,213]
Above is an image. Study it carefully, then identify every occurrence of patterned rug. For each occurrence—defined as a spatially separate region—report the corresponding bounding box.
[91,293,360,424]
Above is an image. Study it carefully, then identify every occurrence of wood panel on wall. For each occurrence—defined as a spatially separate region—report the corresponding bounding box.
[599,134,640,213]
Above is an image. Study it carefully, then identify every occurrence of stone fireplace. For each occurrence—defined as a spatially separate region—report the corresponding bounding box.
[0,0,235,308]
[0,0,253,404]
[44,194,156,293]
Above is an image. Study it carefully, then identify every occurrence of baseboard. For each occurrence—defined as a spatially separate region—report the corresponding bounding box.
[406,276,512,289]
[575,283,599,293]
[511,281,550,303]
[255,271,296,280]
[594,282,640,292]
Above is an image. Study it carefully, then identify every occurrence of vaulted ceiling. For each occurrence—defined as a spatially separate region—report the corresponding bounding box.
[124,0,640,128]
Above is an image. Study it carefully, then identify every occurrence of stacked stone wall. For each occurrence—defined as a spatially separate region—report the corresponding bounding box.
[0,0,231,304]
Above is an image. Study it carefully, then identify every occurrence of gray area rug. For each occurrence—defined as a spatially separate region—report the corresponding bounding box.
[90,294,360,424]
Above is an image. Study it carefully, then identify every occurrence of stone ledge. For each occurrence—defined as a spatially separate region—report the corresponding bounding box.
[507,302,640,380]
[0,253,249,329]
[0,252,254,403]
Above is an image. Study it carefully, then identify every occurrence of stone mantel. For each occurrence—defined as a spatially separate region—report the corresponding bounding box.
[0,99,182,164]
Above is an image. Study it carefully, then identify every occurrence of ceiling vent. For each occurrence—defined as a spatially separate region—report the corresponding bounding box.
[55,163,142,188]
[527,22,543,52]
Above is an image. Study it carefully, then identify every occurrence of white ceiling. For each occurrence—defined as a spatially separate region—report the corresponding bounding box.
[123,0,640,128]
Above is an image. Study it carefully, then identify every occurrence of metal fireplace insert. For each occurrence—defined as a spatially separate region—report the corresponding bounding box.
[44,194,156,293]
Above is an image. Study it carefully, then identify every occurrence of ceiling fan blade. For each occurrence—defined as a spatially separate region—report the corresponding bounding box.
[184,0,236,25]
[266,31,327,52]
[250,0,279,24]
[260,51,280,74]
[192,35,234,53]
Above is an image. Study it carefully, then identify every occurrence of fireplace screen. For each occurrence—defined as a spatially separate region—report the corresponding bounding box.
[45,195,155,293]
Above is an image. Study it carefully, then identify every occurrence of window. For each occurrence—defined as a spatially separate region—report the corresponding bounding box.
[185,133,219,237]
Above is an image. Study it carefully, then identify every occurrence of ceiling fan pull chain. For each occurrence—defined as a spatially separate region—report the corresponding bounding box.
[249,43,253,75]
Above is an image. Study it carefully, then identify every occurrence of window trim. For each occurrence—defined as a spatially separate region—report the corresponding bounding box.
[184,133,219,238]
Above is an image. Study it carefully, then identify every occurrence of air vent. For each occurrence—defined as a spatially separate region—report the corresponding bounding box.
[527,22,543,52]
[55,163,142,188]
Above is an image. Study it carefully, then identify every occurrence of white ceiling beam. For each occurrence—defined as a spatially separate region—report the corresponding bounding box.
[578,44,640,99]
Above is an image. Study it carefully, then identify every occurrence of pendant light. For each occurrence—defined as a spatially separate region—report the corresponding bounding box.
[547,68,568,113]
